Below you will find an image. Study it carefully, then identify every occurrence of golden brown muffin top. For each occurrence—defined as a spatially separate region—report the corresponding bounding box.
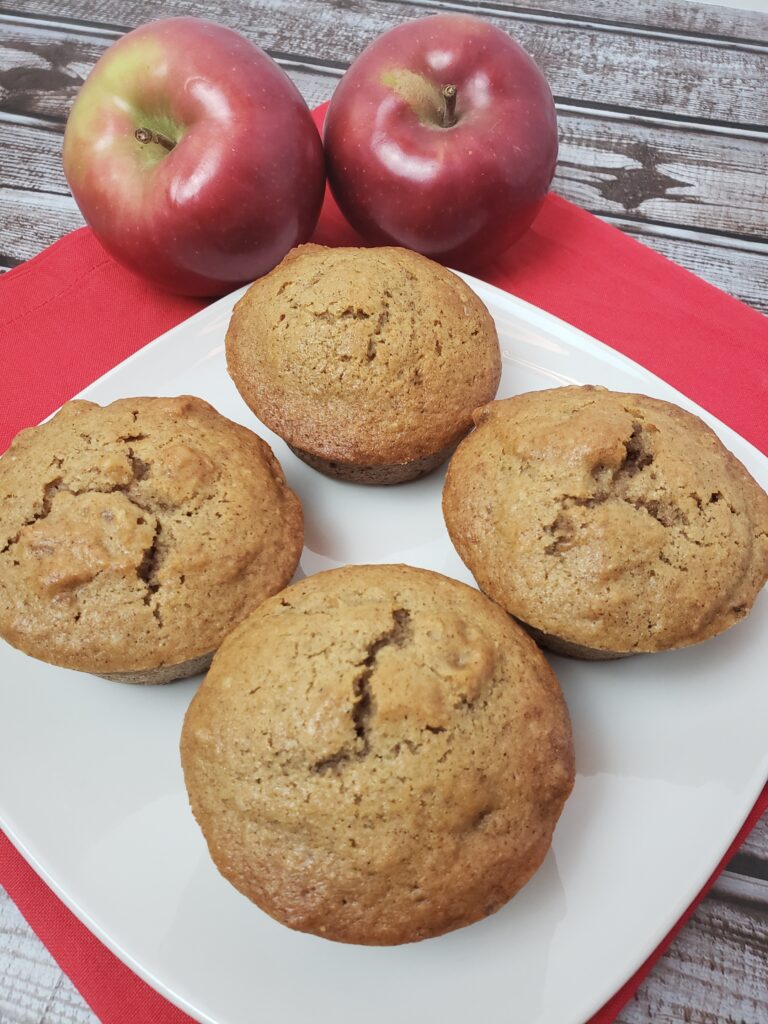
[181,563,574,945]
[0,396,303,675]
[443,385,768,654]
[225,244,501,466]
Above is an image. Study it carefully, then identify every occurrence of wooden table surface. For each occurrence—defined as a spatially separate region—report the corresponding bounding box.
[0,1,766,1022]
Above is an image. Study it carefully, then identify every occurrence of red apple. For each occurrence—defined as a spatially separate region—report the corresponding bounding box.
[324,14,557,268]
[63,18,325,296]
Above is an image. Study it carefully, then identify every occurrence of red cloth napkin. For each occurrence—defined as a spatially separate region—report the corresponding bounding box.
[1,102,766,1023]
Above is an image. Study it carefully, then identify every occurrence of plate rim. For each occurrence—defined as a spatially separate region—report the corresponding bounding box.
[2,269,766,1024]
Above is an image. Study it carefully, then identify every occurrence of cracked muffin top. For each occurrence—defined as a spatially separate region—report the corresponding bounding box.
[225,244,501,467]
[181,563,574,945]
[443,385,768,655]
[0,396,303,677]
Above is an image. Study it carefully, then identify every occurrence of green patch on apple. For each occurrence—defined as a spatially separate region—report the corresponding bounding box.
[62,17,325,296]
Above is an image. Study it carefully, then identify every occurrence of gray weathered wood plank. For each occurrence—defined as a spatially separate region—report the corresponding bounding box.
[556,113,767,240]
[0,20,102,124]
[0,120,67,194]
[0,885,95,1024]
[7,0,768,126]
[742,809,768,863]
[617,225,768,316]
[616,866,768,1023]
[459,0,768,43]
[0,18,343,122]
[0,187,83,266]
[731,809,768,878]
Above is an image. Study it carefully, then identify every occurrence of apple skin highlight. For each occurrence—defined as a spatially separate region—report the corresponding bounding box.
[324,14,558,269]
[63,18,326,297]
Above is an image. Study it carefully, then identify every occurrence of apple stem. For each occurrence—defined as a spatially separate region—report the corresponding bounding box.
[134,127,175,152]
[441,84,458,128]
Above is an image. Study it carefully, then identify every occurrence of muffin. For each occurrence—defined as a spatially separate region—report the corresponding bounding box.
[443,385,768,659]
[225,244,501,484]
[0,396,303,683]
[181,563,574,945]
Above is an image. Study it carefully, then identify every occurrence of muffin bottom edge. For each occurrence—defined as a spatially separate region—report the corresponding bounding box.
[288,442,456,485]
[518,621,632,661]
[97,650,214,685]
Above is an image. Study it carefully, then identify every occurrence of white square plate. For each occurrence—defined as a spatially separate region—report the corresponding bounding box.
[1,273,766,1024]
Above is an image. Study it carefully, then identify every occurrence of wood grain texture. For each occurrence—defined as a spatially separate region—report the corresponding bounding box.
[616,868,768,1024]
[742,809,768,861]
[617,225,768,315]
[0,119,68,194]
[464,0,768,42]
[732,810,768,879]
[556,112,767,240]
[8,0,768,126]
[0,186,83,266]
[0,886,95,1024]
[0,19,103,124]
